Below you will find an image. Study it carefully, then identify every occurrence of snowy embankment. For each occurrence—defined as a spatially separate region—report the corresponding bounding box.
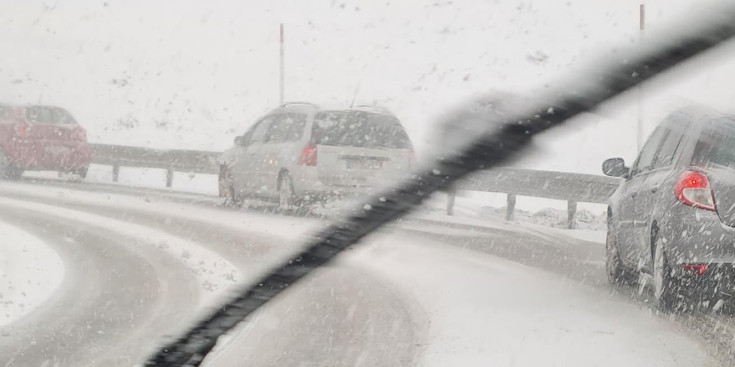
[0,220,64,327]
[420,191,608,243]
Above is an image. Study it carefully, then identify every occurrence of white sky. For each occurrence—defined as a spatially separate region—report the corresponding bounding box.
[0,0,733,174]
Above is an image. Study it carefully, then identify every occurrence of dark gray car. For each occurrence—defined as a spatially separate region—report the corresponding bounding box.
[604,107,735,312]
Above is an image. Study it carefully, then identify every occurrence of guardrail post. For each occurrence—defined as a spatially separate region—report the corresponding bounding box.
[112,164,120,182]
[446,186,456,216]
[567,201,577,229]
[166,168,174,188]
[506,193,516,221]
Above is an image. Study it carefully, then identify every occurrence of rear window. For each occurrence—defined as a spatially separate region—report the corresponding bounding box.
[25,107,77,124]
[26,107,56,123]
[311,111,411,149]
[54,109,77,125]
[693,118,735,169]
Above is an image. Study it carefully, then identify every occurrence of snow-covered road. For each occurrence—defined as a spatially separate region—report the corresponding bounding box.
[0,179,724,366]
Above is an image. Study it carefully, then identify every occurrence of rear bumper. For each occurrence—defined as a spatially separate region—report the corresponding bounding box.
[661,205,735,264]
[4,139,92,171]
[674,263,735,301]
[291,167,380,200]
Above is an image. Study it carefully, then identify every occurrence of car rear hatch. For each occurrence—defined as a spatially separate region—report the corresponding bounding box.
[693,118,735,228]
[23,106,85,168]
[25,106,81,143]
[310,110,412,188]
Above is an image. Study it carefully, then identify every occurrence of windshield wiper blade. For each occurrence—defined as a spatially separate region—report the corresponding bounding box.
[145,6,735,366]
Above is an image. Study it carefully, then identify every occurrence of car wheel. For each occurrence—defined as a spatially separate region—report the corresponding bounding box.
[221,168,241,207]
[278,174,295,211]
[74,166,89,179]
[606,215,636,286]
[0,149,10,179]
[606,228,636,286]
[653,235,681,312]
[6,167,23,181]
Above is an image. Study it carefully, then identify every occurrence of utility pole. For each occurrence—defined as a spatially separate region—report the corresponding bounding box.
[637,3,645,151]
[279,23,285,105]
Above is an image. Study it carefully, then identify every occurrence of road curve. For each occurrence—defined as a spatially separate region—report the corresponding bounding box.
[0,182,426,367]
[0,178,728,366]
[0,207,200,366]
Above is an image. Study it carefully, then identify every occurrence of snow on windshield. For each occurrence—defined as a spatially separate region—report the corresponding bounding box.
[2,1,735,367]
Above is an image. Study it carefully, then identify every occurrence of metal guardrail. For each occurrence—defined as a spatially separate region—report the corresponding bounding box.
[89,144,622,227]
[90,144,220,187]
[448,168,622,228]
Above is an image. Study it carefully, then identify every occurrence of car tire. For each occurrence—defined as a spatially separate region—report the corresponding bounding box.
[221,167,242,208]
[74,166,89,179]
[278,174,295,211]
[653,235,681,313]
[6,167,23,180]
[0,149,10,180]
[606,217,636,286]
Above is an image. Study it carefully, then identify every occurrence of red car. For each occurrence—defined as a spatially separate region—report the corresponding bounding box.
[0,104,91,179]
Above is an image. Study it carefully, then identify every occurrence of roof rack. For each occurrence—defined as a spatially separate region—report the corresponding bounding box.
[279,102,320,108]
[352,105,394,115]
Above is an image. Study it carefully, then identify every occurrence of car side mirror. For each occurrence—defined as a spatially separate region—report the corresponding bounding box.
[234,136,243,146]
[602,157,629,178]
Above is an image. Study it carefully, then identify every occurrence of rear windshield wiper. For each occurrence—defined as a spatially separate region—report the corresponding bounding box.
[145,5,735,366]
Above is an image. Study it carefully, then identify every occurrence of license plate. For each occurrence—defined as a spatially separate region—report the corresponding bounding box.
[346,159,383,170]
[45,146,69,155]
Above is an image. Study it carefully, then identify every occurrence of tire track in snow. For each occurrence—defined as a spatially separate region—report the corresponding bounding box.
[0,185,429,367]
[0,196,241,310]
[0,209,199,367]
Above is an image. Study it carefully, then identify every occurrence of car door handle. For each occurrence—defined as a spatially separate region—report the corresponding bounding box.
[650,185,660,193]
[631,191,638,198]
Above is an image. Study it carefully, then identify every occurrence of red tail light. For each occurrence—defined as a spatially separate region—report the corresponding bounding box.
[674,170,715,211]
[680,264,708,276]
[298,142,318,166]
[73,128,87,141]
[14,124,28,136]
[408,147,416,168]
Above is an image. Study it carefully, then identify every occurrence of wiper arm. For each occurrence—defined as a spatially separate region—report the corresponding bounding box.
[145,5,735,366]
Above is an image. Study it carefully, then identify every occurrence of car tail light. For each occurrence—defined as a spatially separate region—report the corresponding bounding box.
[680,264,708,276]
[14,124,28,136]
[73,128,87,141]
[674,170,716,211]
[298,142,318,166]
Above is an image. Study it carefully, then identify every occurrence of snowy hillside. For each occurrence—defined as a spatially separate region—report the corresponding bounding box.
[0,1,731,175]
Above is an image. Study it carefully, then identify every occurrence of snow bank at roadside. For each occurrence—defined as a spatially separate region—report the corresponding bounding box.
[0,220,65,327]
[23,165,220,196]
[421,191,606,232]
[479,206,606,231]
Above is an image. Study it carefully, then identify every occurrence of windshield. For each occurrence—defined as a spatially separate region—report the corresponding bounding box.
[312,111,411,149]
[3,1,735,367]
